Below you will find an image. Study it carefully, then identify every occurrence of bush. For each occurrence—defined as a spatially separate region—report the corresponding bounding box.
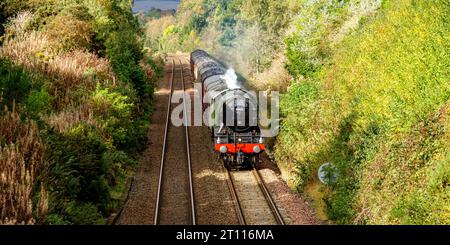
[63,202,105,225]
[91,84,133,145]
[44,120,137,224]
[44,214,70,225]
[0,59,32,108]
[26,88,53,116]
[44,11,93,51]
[105,30,150,105]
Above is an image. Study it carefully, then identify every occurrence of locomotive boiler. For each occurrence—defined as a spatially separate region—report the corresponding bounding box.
[190,50,265,168]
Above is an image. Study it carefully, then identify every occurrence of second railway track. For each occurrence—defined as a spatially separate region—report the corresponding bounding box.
[154,58,196,225]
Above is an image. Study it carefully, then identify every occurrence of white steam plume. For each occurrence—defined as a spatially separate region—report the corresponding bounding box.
[221,68,239,89]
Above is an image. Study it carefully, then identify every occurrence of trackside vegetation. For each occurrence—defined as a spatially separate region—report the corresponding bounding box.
[0,0,162,224]
[276,0,449,224]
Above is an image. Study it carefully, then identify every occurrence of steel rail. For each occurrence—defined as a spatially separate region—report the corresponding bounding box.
[252,166,285,225]
[223,166,246,225]
[153,59,175,225]
[180,59,197,225]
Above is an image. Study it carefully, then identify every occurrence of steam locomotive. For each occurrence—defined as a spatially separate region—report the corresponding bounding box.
[190,50,264,169]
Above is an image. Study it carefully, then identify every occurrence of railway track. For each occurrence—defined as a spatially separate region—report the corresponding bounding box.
[153,58,196,225]
[224,165,285,225]
[113,56,297,225]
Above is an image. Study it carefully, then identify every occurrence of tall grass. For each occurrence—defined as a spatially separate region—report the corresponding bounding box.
[0,107,47,224]
[1,32,116,107]
[45,103,96,134]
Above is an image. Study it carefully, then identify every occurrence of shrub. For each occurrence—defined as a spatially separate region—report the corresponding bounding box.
[26,87,53,116]
[44,13,93,52]
[44,121,137,223]
[64,202,105,225]
[45,123,109,214]
[44,213,70,225]
[91,84,134,145]
[0,59,32,108]
[252,55,292,92]
[105,30,149,101]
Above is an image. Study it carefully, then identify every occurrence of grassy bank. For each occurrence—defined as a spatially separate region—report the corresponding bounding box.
[275,0,449,224]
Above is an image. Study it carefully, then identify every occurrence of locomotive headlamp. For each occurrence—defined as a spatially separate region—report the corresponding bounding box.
[253,145,261,153]
[219,146,228,153]
[259,137,264,144]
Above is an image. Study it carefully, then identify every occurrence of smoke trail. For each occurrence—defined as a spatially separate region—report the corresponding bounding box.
[221,68,239,89]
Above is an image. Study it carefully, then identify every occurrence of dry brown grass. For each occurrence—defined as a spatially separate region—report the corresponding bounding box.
[2,13,113,80]
[251,55,293,92]
[0,12,117,110]
[0,106,47,224]
[47,50,116,110]
[44,101,98,134]
[1,32,116,106]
